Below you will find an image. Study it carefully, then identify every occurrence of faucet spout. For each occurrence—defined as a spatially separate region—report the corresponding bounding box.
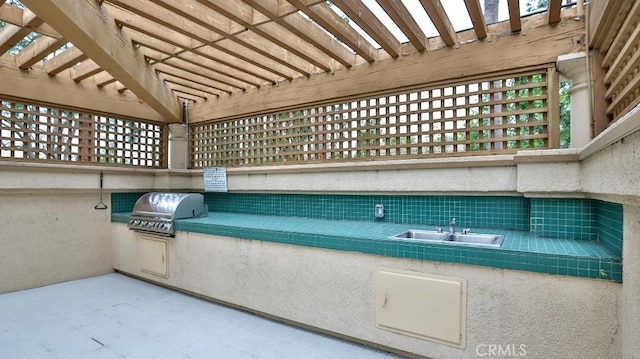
[449,217,456,234]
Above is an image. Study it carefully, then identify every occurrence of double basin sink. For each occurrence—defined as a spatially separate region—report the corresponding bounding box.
[389,229,504,247]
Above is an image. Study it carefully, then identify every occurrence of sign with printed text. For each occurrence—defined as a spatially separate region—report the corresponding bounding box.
[203,167,228,192]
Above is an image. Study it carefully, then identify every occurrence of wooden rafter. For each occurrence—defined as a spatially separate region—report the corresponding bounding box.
[507,0,521,32]
[107,0,303,79]
[0,9,44,54]
[0,3,23,27]
[418,0,457,47]
[43,46,87,75]
[119,24,276,85]
[0,58,163,122]
[288,0,376,62]
[0,4,61,39]
[547,0,562,24]
[331,0,401,58]
[140,47,247,91]
[191,15,583,122]
[173,90,203,102]
[16,36,66,69]
[151,59,236,94]
[153,63,233,95]
[20,0,182,122]
[243,0,355,67]
[123,29,261,88]
[159,73,221,96]
[0,0,584,128]
[192,0,334,72]
[93,72,117,87]
[70,59,102,81]
[165,82,211,100]
[377,0,427,52]
[463,0,487,40]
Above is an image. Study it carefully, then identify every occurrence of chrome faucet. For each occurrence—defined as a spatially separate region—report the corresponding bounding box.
[449,217,456,234]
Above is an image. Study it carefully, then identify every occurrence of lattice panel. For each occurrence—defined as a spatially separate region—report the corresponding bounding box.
[602,6,640,120]
[192,69,552,168]
[0,99,166,167]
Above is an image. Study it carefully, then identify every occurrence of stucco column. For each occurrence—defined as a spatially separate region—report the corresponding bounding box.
[168,123,188,169]
[622,204,640,358]
[557,52,591,148]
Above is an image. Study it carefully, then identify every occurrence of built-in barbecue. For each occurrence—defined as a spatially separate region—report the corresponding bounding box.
[127,192,208,237]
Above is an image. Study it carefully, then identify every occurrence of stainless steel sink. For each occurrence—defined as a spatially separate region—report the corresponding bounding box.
[445,233,505,247]
[389,230,451,241]
[389,229,504,247]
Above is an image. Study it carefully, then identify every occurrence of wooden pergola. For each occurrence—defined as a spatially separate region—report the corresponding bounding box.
[1,0,638,169]
[1,0,571,123]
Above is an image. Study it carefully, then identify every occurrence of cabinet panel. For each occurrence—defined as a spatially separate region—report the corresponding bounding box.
[138,234,168,278]
[376,268,466,348]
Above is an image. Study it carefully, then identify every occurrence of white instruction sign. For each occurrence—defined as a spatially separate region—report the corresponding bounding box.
[203,167,228,192]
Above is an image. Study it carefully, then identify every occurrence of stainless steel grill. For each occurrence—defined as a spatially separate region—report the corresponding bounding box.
[127,192,208,236]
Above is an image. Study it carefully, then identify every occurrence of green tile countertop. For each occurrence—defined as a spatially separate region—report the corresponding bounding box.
[111,212,622,282]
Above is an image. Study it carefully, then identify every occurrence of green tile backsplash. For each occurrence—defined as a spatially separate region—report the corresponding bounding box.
[597,200,623,257]
[530,198,597,240]
[112,192,623,247]
[111,192,146,213]
[203,193,531,230]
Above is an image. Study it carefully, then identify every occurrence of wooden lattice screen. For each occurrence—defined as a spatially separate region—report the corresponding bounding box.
[597,2,640,121]
[0,99,166,168]
[191,67,556,168]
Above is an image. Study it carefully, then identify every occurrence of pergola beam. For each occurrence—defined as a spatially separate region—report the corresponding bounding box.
[108,0,302,80]
[0,9,43,55]
[173,91,204,103]
[507,0,522,32]
[547,0,562,24]
[463,0,487,40]
[377,0,427,52]
[288,0,376,62]
[119,24,274,85]
[21,0,182,122]
[0,58,164,122]
[331,0,401,58]
[165,82,211,100]
[159,73,221,96]
[243,0,356,67]
[153,63,233,95]
[93,72,117,88]
[191,17,583,122]
[418,0,457,47]
[43,46,87,75]
[193,0,334,72]
[0,5,62,39]
[151,60,235,94]
[140,47,242,91]
[16,36,67,69]
[70,59,103,81]
[0,3,22,27]
[123,29,261,88]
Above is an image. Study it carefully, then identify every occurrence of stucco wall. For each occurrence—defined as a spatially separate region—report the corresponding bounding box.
[0,192,113,293]
[622,205,640,359]
[582,129,640,202]
[112,224,621,359]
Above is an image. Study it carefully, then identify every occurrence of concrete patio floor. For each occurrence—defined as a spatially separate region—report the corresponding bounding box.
[0,273,401,358]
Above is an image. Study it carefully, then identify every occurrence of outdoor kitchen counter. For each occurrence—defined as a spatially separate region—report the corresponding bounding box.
[111,212,622,281]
